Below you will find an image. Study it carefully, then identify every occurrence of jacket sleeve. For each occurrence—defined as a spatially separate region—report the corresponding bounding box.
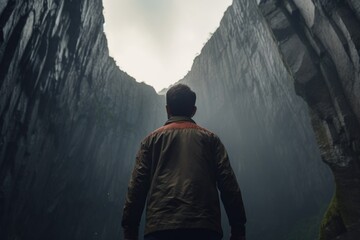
[214,136,247,236]
[121,140,151,240]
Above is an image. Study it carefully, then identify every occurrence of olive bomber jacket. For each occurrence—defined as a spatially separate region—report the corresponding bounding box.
[122,116,246,239]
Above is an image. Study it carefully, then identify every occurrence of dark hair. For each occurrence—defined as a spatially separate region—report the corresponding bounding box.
[166,84,196,117]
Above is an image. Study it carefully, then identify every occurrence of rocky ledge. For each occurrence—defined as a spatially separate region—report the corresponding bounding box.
[259,0,360,239]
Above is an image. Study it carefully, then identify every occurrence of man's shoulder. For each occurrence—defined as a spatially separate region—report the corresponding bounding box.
[144,122,217,140]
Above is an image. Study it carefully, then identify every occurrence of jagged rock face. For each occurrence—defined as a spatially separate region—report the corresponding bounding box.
[0,0,164,239]
[0,0,352,240]
[179,0,333,239]
[259,0,360,239]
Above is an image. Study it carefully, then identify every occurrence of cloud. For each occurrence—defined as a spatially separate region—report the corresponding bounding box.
[103,0,232,91]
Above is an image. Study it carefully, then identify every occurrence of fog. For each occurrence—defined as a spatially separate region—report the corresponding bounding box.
[133,0,334,238]
[159,0,334,238]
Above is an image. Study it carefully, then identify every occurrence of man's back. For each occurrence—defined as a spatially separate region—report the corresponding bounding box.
[121,84,246,240]
[144,116,222,235]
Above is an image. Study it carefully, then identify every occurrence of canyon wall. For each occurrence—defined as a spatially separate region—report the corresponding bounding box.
[259,0,360,239]
[0,0,164,239]
[179,0,333,239]
[1,0,357,239]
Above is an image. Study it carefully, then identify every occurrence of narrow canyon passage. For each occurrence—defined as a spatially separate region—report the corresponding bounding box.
[0,0,359,240]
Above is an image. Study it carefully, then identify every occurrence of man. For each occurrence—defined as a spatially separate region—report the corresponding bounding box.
[122,84,246,240]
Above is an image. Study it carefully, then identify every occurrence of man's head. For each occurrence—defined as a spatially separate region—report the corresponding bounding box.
[166,84,197,118]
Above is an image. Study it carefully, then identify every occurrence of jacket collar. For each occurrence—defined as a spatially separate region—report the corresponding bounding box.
[165,116,196,125]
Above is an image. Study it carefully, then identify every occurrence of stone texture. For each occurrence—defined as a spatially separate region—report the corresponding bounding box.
[0,0,352,239]
[178,1,333,239]
[0,1,164,239]
[259,0,360,239]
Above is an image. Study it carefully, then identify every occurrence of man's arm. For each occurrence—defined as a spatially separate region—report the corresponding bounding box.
[214,136,247,239]
[122,141,151,240]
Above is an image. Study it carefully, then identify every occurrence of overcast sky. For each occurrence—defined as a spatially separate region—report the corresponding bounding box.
[102,0,232,92]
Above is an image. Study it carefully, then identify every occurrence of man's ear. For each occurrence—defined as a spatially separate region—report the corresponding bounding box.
[191,106,197,117]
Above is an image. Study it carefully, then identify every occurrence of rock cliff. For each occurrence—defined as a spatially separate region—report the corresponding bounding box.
[259,0,360,239]
[0,0,164,239]
[0,0,357,239]
[179,0,333,239]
